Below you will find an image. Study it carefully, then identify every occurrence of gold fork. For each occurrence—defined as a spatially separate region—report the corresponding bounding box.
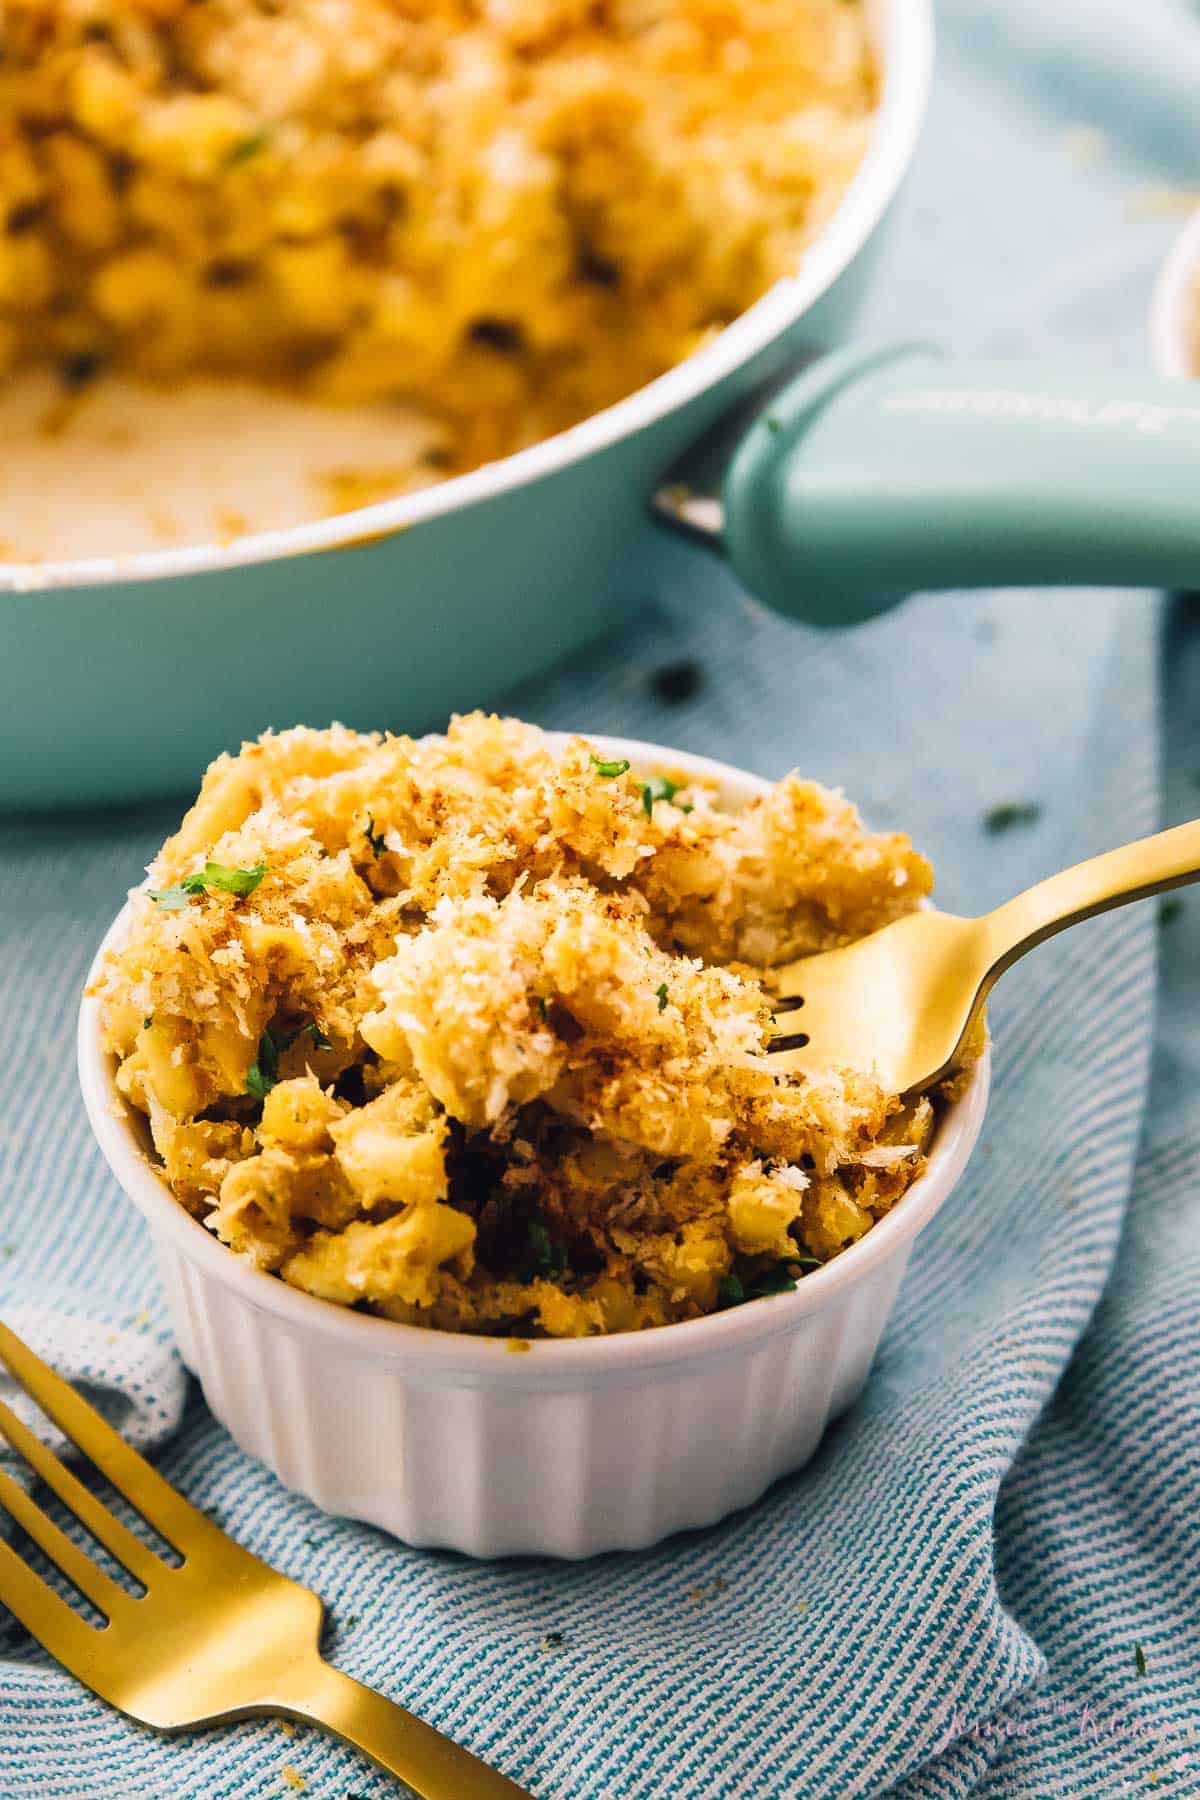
[767,819,1200,1093]
[0,1319,531,1798]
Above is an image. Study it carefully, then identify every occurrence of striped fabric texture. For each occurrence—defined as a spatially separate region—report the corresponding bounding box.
[3,2,1200,1794]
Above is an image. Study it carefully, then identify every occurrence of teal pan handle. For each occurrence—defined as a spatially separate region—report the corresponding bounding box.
[719,343,1200,627]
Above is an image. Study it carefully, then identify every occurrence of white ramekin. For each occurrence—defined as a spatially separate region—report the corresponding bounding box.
[1150,208,1200,377]
[78,739,989,1559]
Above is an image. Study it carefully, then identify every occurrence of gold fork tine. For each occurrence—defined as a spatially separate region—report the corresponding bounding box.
[0,1531,105,1667]
[0,1396,164,1587]
[767,818,1200,1093]
[0,1464,129,1619]
[0,1318,219,1556]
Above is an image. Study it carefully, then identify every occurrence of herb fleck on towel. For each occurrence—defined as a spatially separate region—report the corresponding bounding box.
[983,802,1042,835]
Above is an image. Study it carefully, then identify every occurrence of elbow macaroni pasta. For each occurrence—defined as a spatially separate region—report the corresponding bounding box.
[1,0,873,483]
[93,714,964,1337]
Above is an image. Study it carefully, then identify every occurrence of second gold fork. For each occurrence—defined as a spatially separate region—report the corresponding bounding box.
[0,1317,532,1798]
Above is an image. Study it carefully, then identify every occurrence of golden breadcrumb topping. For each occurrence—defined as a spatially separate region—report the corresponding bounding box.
[93,713,949,1337]
[0,0,872,480]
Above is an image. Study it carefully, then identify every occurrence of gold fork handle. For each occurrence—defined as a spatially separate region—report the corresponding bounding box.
[275,1655,534,1798]
[982,818,1200,976]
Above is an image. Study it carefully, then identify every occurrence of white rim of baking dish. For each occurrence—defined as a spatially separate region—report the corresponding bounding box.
[78,734,989,1385]
[1149,206,1200,378]
[7,0,933,596]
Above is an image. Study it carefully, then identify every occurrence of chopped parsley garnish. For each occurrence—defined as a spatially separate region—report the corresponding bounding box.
[142,1016,153,1031]
[719,1259,817,1308]
[146,885,191,913]
[748,1263,800,1297]
[225,130,270,167]
[765,415,783,435]
[149,861,267,909]
[246,1027,280,1100]
[589,753,631,779]
[245,1018,330,1098]
[540,1631,565,1652]
[983,801,1042,835]
[193,861,267,895]
[640,775,680,817]
[528,1219,567,1276]
[656,982,670,1012]
[528,1220,552,1265]
[364,815,387,856]
[1135,1643,1147,1678]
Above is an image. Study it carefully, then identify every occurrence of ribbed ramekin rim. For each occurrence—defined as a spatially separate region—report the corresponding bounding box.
[77,733,989,1383]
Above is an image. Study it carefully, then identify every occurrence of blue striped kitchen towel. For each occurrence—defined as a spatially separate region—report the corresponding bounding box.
[3,0,1200,1793]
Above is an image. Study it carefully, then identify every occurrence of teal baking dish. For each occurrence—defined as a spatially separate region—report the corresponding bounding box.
[11,0,1200,813]
[0,0,932,811]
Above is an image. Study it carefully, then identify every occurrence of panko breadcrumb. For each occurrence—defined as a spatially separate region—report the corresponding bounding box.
[0,0,873,480]
[93,713,958,1338]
